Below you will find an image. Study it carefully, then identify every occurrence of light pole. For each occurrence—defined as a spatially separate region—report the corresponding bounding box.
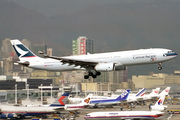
[76,83,78,96]
[27,84,29,100]
[50,84,52,98]
[41,84,43,105]
[94,83,96,94]
[85,83,87,97]
[15,84,17,104]
[101,83,102,94]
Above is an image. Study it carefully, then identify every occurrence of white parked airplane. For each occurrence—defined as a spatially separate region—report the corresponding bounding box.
[150,94,167,111]
[111,88,146,103]
[82,88,146,105]
[0,93,70,119]
[84,94,166,120]
[10,39,177,79]
[0,92,89,119]
[84,111,164,120]
[142,87,170,101]
[87,89,130,106]
[142,87,160,100]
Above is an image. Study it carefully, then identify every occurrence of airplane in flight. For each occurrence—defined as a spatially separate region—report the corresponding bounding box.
[87,89,130,107]
[0,93,69,119]
[10,39,178,79]
[84,94,166,120]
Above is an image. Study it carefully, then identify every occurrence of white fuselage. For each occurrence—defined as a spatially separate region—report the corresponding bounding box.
[23,48,177,71]
[84,111,164,120]
[0,105,59,117]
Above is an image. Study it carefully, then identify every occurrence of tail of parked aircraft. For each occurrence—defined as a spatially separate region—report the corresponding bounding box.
[50,93,70,106]
[149,87,160,95]
[159,87,170,97]
[116,89,131,101]
[154,95,165,106]
[150,94,167,111]
[10,39,40,61]
[83,94,94,104]
[135,88,146,97]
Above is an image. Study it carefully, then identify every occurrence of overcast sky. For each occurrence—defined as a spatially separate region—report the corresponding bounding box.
[12,0,165,17]
[1,0,179,76]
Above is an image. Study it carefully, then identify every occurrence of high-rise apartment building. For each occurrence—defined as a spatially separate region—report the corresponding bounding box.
[47,48,53,56]
[32,44,47,56]
[72,36,94,55]
[1,38,14,58]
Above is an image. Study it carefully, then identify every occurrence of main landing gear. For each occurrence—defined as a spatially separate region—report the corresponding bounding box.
[158,63,162,70]
[84,71,101,79]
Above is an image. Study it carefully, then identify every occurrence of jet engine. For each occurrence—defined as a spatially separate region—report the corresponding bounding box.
[95,63,115,71]
[0,114,6,118]
[7,113,17,118]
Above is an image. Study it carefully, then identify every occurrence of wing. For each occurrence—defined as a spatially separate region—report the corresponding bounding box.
[43,54,98,69]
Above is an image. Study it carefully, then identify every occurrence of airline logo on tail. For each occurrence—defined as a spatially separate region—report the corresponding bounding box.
[154,89,159,94]
[165,88,170,93]
[158,99,163,105]
[116,89,130,101]
[84,98,90,104]
[50,93,69,106]
[11,40,36,58]
[135,88,146,97]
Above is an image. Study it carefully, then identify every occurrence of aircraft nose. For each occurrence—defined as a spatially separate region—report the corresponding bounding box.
[164,52,178,58]
[173,52,178,58]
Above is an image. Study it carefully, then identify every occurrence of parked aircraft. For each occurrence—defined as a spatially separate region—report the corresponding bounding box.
[84,111,164,120]
[83,88,146,104]
[111,88,146,103]
[142,87,170,101]
[10,39,177,79]
[0,92,91,119]
[158,87,171,97]
[0,93,69,119]
[87,89,130,106]
[84,93,166,120]
[150,94,167,111]
[142,87,160,100]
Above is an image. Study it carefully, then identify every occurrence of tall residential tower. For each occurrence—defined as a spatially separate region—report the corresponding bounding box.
[72,36,94,55]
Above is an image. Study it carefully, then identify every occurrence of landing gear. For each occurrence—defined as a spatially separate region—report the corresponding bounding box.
[84,71,101,79]
[158,63,162,70]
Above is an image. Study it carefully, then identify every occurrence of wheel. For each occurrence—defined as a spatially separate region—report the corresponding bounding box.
[96,71,101,76]
[158,67,162,70]
[92,75,97,78]
[84,75,89,79]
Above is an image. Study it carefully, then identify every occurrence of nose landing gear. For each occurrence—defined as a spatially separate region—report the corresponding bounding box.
[158,63,162,70]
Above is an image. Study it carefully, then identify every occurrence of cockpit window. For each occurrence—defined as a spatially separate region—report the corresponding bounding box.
[167,51,174,53]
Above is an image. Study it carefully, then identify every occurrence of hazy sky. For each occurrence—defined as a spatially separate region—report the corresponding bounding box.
[1,0,179,76]
[12,0,156,17]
